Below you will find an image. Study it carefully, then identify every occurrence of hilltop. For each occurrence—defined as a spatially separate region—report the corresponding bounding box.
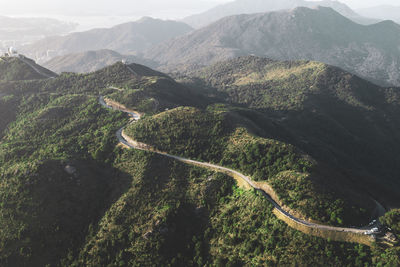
[147,7,400,87]
[0,55,56,81]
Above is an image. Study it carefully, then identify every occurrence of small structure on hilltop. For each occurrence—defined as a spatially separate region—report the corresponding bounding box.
[4,47,19,57]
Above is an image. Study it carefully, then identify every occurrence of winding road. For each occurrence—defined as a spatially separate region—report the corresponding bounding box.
[99,95,385,243]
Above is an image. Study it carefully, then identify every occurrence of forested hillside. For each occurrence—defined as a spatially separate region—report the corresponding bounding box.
[125,106,375,226]
[0,56,56,81]
[0,58,398,266]
[187,56,400,208]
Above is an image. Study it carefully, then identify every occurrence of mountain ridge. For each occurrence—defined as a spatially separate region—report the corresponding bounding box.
[182,0,378,28]
[43,49,157,74]
[20,17,193,64]
[147,6,400,87]
[0,55,56,81]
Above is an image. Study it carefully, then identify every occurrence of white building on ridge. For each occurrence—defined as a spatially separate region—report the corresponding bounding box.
[5,47,19,57]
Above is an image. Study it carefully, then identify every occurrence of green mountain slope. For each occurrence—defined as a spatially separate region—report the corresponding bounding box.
[189,56,400,208]
[0,56,56,81]
[0,94,19,138]
[0,60,398,266]
[125,105,375,226]
[103,65,210,114]
[65,151,379,267]
[0,61,217,266]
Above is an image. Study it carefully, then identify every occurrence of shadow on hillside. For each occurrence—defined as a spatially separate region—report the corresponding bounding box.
[243,93,400,209]
[1,158,134,267]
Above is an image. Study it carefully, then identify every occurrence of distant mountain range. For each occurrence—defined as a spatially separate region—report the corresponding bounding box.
[357,5,400,24]
[20,17,193,64]
[146,7,400,87]
[182,0,379,28]
[43,49,157,74]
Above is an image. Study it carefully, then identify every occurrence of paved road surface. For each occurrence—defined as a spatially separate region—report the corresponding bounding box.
[99,95,384,236]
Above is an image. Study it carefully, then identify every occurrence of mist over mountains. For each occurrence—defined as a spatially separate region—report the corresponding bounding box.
[17,1,400,88]
[20,17,193,64]
[146,6,400,87]
[357,5,400,24]
[0,16,77,52]
[43,49,157,73]
[182,0,379,28]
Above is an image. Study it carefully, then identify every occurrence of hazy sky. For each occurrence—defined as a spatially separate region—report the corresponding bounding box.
[0,0,399,30]
[1,0,399,18]
[0,0,230,17]
[0,0,232,30]
[338,0,400,9]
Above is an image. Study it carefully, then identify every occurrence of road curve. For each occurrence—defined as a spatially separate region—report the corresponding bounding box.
[99,96,382,238]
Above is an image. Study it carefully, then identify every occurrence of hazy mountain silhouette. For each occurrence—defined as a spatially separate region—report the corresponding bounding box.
[21,17,193,64]
[43,49,157,73]
[183,0,378,28]
[148,7,400,86]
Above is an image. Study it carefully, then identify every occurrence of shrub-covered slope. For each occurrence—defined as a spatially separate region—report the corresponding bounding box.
[0,59,398,266]
[190,57,400,208]
[104,66,209,114]
[125,105,374,226]
[65,151,381,267]
[0,56,56,81]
